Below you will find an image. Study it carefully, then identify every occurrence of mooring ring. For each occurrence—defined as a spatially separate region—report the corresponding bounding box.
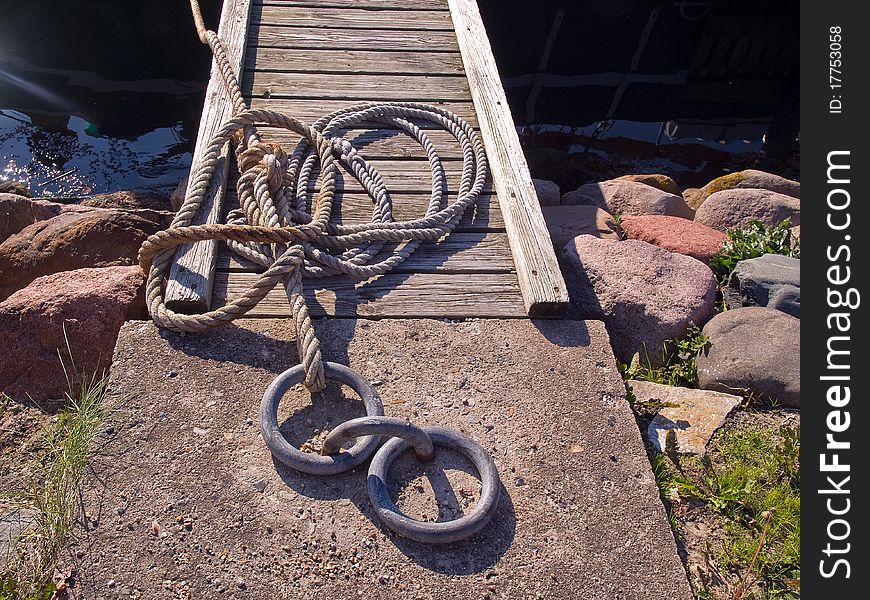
[322,416,435,462]
[367,427,501,544]
[259,362,385,475]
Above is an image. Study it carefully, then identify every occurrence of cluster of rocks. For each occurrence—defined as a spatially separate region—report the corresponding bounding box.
[0,189,174,406]
[536,169,801,455]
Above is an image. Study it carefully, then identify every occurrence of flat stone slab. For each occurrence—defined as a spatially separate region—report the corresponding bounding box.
[629,380,741,455]
[71,318,691,599]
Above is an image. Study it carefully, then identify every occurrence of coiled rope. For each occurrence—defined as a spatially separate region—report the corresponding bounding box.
[138,1,488,391]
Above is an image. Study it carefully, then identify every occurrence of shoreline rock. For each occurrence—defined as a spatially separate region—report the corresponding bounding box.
[0,266,146,406]
[563,236,717,365]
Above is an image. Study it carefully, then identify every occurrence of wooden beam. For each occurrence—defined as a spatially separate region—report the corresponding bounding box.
[165,0,253,312]
[255,6,454,30]
[246,71,471,102]
[446,0,569,316]
[255,0,449,10]
[246,48,465,76]
[253,25,459,52]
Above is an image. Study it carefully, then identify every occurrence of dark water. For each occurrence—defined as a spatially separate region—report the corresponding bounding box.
[0,0,221,196]
[0,0,797,198]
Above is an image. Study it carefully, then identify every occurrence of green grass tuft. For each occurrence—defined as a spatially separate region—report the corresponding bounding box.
[0,374,108,599]
[649,424,800,599]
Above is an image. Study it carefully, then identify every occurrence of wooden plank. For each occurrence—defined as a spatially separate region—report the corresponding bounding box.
[165,0,253,312]
[447,0,569,316]
[225,188,505,230]
[256,0,449,10]
[256,6,454,29]
[213,272,526,317]
[246,97,480,128]
[252,25,459,52]
[257,127,469,160]
[217,232,514,273]
[246,48,465,75]
[246,71,471,101]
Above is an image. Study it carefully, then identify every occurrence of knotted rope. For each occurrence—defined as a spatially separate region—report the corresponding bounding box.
[138,1,488,391]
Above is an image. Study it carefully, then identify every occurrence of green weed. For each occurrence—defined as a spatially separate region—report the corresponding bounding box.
[0,373,108,598]
[709,219,800,285]
[648,423,800,598]
[619,325,709,388]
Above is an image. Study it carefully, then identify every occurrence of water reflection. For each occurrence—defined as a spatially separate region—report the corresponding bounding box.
[0,110,190,196]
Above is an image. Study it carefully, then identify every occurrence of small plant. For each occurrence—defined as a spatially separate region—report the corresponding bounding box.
[620,325,710,388]
[709,219,800,285]
[610,212,627,240]
[1,332,109,598]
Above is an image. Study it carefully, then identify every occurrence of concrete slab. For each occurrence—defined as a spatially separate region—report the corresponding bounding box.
[70,318,692,599]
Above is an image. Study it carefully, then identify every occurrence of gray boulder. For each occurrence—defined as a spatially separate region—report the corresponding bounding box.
[562,180,693,219]
[698,169,800,203]
[695,188,800,232]
[563,236,717,365]
[727,254,800,317]
[532,178,561,206]
[542,205,620,252]
[697,307,800,407]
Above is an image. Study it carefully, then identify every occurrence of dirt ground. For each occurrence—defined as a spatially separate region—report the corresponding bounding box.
[64,317,693,599]
[0,399,52,513]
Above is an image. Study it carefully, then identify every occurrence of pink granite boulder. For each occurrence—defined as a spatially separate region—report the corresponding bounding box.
[562,236,717,365]
[542,205,620,251]
[0,209,161,300]
[0,266,146,405]
[694,188,800,232]
[561,180,693,219]
[620,215,726,263]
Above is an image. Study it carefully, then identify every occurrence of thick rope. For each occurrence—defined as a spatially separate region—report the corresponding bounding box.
[140,2,488,392]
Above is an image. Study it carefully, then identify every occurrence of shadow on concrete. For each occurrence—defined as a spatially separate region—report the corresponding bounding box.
[161,322,311,375]
[530,317,591,347]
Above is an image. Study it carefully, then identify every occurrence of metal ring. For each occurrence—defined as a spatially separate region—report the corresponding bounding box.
[322,416,435,462]
[367,427,501,544]
[259,362,384,475]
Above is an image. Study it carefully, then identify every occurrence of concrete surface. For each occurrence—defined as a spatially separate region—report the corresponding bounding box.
[70,318,692,599]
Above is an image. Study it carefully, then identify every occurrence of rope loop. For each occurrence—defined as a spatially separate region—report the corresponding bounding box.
[141,15,488,394]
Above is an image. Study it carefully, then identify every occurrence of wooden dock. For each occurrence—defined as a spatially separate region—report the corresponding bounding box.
[168,0,568,320]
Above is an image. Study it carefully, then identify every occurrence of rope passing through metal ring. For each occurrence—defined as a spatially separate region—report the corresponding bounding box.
[156,1,504,545]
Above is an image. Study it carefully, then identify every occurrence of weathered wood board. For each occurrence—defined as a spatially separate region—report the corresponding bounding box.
[165,0,253,312]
